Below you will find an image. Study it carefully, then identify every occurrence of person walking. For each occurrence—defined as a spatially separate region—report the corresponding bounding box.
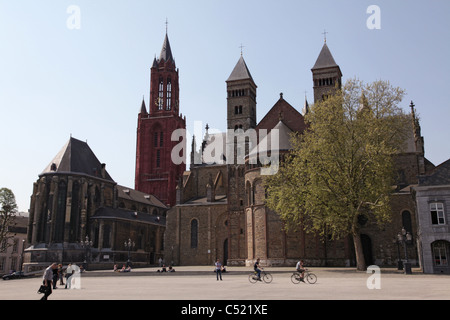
[215,259,223,281]
[58,264,65,286]
[41,263,57,300]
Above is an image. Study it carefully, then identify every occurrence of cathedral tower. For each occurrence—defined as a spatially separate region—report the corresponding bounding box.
[135,31,186,207]
[225,54,257,214]
[311,41,342,103]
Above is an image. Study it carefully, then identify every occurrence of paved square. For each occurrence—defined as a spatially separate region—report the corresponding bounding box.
[1,266,450,301]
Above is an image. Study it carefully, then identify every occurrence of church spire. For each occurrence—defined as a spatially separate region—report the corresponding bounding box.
[159,32,174,63]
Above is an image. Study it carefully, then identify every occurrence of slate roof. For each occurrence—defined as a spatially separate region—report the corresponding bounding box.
[159,33,174,63]
[311,43,339,70]
[248,120,294,158]
[419,159,450,186]
[91,207,166,226]
[116,185,167,209]
[256,95,307,133]
[227,56,254,82]
[41,137,114,181]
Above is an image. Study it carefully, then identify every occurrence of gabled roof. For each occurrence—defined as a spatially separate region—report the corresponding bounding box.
[256,95,307,133]
[312,43,339,70]
[248,120,294,158]
[41,137,114,181]
[419,159,450,186]
[227,56,254,82]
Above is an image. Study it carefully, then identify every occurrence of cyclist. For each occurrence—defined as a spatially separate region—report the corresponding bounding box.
[254,258,262,281]
[296,259,306,282]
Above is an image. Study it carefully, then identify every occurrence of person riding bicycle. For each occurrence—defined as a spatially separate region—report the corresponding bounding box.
[296,259,306,282]
[254,258,262,281]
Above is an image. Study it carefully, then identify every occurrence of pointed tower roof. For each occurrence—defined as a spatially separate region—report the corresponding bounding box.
[140,97,147,114]
[311,43,339,70]
[302,96,310,116]
[248,120,294,158]
[227,56,254,82]
[159,33,174,63]
[41,137,114,181]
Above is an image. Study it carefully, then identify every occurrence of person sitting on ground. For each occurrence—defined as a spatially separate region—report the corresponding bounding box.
[168,265,175,272]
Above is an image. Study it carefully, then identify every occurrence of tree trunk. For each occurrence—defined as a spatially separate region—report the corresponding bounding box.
[352,230,366,271]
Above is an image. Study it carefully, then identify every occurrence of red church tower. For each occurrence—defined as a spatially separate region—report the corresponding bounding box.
[135,31,186,206]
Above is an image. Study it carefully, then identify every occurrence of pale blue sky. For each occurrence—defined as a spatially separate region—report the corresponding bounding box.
[1,0,449,213]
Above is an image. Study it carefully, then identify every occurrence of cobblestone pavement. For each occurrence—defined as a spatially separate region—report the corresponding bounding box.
[1,266,449,301]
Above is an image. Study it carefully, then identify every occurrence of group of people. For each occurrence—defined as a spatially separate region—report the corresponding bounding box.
[253,258,306,282]
[215,258,306,282]
[113,264,132,272]
[157,265,175,272]
[40,262,80,300]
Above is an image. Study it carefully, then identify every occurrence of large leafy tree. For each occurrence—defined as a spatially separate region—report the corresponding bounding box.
[265,79,410,271]
[0,188,18,252]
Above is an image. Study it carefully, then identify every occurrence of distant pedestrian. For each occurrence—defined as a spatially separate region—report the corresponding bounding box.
[52,264,58,289]
[215,259,223,281]
[58,264,64,286]
[41,263,57,300]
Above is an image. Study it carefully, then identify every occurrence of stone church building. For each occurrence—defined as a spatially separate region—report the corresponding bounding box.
[24,30,436,271]
[163,38,434,268]
[24,137,167,271]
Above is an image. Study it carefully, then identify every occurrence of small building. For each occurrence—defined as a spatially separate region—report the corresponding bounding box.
[0,215,28,275]
[414,159,450,274]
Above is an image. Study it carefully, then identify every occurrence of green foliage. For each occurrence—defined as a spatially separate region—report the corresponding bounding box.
[265,79,410,268]
[0,188,18,251]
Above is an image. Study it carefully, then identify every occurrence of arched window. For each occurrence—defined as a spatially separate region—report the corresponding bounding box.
[158,77,164,110]
[191,219,198,248]
[166,78,172,110]
[55,180,67,242]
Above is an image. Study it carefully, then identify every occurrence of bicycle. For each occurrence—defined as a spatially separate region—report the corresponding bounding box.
[249,269,273,284]
[291,269,317,284]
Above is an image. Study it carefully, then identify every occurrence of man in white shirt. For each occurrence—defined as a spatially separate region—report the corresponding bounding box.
[296,260,306,282]
[41,263,57,300]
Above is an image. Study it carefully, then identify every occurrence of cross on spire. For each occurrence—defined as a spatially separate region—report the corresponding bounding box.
[239,43,245,56]
[165,18,168,34]
[322,29,328,43]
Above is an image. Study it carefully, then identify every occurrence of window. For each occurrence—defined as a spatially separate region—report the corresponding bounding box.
[160,132,164,147]
[431,202,445,225]
[154,132,158,147]
[156,150,161,168]
[166,78,172,110]
[191,219,198,248]
[433,241,448,266]
[158,77,164,110]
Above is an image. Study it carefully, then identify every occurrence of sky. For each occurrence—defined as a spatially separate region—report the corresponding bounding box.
[1,0,449,214]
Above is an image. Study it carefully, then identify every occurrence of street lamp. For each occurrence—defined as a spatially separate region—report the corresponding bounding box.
[80,235,93,270]
[397,227,413,274]
[124,238,135,267]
